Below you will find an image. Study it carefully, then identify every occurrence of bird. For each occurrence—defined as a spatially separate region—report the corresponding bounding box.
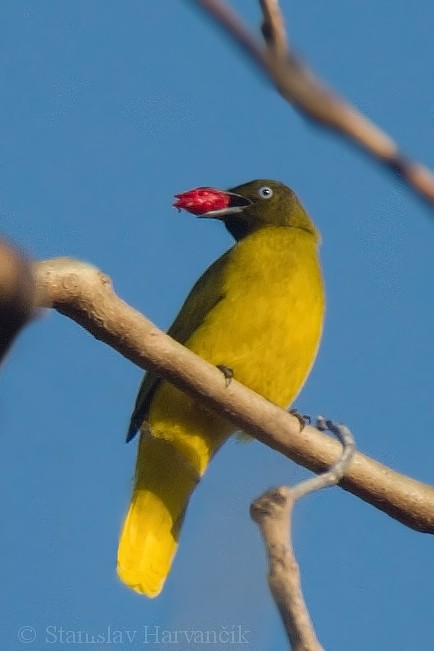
[117,179,325,597]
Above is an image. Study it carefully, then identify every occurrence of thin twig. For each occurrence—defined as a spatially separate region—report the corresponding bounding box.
[303,417,355,488]
[192,0,434,205]
[33,257,434,533]
[290,417,355,499]
[259,0,288,57]
[251,419,355,650]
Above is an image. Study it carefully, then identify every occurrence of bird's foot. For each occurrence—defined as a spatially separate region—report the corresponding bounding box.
[216,364,234,387]
[288,408,311,432]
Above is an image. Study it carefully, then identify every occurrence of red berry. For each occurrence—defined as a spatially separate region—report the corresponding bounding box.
[173,187,230,215]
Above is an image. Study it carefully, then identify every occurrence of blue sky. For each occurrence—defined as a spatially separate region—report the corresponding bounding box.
[1,1,434,649]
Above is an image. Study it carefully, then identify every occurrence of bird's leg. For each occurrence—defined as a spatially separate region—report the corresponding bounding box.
[216,364,234,387]
[288,408,311,432]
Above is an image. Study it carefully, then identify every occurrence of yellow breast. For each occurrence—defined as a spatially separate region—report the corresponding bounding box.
[147,226,324,472]
[187,226,324,406]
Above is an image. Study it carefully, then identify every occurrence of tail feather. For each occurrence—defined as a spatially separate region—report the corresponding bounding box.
[117,433,200,597]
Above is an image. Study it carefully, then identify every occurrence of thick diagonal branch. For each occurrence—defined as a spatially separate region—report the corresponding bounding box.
[34,257,434,533]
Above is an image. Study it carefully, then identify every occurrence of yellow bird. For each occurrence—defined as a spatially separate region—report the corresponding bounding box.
[117,179,325,597]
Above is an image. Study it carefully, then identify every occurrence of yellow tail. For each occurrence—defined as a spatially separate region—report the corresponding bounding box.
[117,432,201,597]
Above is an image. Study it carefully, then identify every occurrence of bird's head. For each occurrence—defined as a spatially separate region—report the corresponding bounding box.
[174,179,319,241]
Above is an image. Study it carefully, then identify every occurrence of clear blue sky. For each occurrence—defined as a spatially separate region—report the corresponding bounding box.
[2,1,434,649]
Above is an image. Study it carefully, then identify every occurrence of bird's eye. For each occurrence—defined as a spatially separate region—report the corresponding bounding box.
[258,186,273,199]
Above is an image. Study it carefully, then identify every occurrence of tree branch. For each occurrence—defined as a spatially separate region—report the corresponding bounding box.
[251,421,355,651]
[33,257,434,534]
[0,238,36,364]
[253,487,324,651]
[259,0,288,58]
[192,0,434,205]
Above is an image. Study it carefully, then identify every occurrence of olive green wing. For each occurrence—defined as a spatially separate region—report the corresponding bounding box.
[126,250,230,441]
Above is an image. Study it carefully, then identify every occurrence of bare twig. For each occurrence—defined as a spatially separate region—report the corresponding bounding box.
[34,257,434,533]
[192,0,434,205]
[251,420,355,650]
[290,417,356,500]
[0,238,36,364]
[259,0,288,57]
[252,487,324,651]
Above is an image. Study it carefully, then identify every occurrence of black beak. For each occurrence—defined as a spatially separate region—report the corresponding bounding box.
[199,191,252,219]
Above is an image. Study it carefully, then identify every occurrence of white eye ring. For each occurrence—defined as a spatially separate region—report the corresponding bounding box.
[258,186,273,199]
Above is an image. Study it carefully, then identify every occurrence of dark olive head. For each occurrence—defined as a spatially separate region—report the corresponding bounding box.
[199,179,318,241]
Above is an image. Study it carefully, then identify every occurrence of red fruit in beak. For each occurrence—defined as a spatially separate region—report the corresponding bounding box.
[173,187,230,215]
